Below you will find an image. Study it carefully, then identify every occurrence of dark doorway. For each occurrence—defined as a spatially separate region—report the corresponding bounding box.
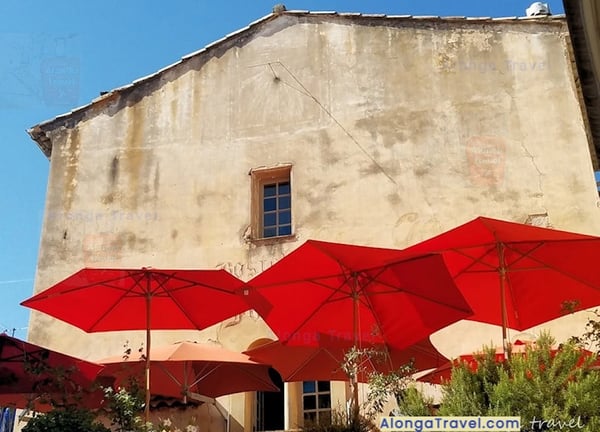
[255,368,284,431]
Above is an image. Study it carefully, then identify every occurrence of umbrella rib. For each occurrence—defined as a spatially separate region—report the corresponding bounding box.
[137,271,248,330]
[159,277,228,330]
[85,273,150,331]
[155,361,184,388]
[449,246,499,277]
[190,363,239,388]
[287,348,344,381]
[502,242,545,268]
[349,267,390,348]
[502,241,596,279]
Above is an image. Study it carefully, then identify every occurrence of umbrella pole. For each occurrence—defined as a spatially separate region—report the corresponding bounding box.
[351,276,360,425]
[144,293,151,425]
[498,242,510,357]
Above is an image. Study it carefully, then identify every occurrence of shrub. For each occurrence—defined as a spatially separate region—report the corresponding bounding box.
[22,407,110,432]
[437,333,600,431]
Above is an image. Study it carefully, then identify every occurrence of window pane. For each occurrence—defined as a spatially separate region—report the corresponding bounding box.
[318,394,331,409]
[279,196,291,210]
[303,381,316,393]
[304,412,316,423]
[263,227,276,238]
[303,395,316,410]
[263,213,276,227]
[279,210,291,225]
[278,182,290,194]
[319,411,332,424]
[264,184,277,197]
[317,381,330,392]
[263,197,277,212]
[278,225,292,236]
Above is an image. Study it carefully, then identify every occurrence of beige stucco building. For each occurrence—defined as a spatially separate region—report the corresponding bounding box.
[25,7,600,431]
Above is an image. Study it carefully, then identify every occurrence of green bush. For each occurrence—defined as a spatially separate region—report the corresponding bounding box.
[22,407,110,432]
[102,385,146,432]
[436,333,600,431]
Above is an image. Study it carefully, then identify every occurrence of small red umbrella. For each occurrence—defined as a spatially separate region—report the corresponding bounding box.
[244,336,447,383]
[418,340,599,384]
[98,341,278,403]
[0,333,107,411]
[20,268,250,421]
[243,240,472,417]
[404,217,600,349]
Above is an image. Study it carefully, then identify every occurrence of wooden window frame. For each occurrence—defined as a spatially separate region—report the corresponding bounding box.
[250,164,295,243]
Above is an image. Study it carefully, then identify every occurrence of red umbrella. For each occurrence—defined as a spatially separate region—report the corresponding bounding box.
[244,336,447,383]
[20,267,249,421]
[418,340,599,384]
[98,341,278,403]
[0,333,107,411]
[244,240,472,349]
[404,217,600,348]
[243,240,472,417]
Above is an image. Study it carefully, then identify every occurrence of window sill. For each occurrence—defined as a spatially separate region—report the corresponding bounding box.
[248,234,298,246]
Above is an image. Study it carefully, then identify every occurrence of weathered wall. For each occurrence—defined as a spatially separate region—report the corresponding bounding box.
[28,14,600,430]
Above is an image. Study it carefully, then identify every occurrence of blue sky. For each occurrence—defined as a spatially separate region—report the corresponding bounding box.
[0,1,566,340]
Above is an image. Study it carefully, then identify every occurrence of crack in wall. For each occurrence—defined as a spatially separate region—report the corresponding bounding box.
[519,140,547,214]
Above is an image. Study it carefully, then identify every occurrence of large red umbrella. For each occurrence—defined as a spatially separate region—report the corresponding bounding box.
[98,341,278,403]
[243,240,472,416]
[244,336,447,383]
[0,333,107,411]
[404,216,600,349]
[20,267,250,421]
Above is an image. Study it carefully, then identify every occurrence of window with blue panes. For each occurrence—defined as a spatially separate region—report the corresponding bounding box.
[302,381,331,424]
[262,181,292,238]
[250,165,293,240]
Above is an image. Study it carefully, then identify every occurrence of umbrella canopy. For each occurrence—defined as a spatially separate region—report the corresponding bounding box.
[20,267,250,421]
[244,336,448,383]
[404,217,600,346]
[244,240,472,350]
[98,341,279,402]
[243,240,472,417]
[0,333,106,411]
[418,340,599,385]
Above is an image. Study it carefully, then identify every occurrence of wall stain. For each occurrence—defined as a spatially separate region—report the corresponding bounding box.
[386,192,402,207]
[414,163,431,177]
[115,231,151,254]
[61,127,81,212]
[123,104,146,209]
[153,163,160,200]
[110,155,119,183]
[318,129,339,166]
[102,155,120,204]
[490,188,521,203]
[170,79,179,123]
[360,161,385,177]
